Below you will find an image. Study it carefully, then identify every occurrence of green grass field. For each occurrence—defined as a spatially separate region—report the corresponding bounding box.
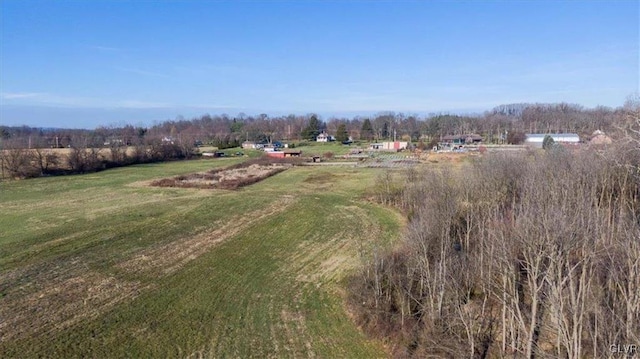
[0,157,403,358]
[290,141,363,156]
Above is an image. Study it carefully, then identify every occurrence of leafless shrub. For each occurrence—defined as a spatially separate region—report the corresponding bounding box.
[351,143,640,358]
[0,147,38,179]
[67,146,103,173]
[130,144,149,163]
[372,171,404,207]
[32,148,60,175]
[108,142,127,163]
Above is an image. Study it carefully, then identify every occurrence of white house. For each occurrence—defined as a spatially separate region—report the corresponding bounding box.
[316,133,334,142]
[242,141,258,149]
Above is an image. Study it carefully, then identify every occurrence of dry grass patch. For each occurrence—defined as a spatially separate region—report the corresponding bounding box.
[0,259,145,343]
[151,158,299,190]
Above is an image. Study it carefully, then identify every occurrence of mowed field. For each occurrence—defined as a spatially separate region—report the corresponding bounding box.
[0,158,403,358]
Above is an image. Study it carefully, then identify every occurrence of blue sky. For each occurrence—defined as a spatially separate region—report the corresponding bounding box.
[1,1,638,128]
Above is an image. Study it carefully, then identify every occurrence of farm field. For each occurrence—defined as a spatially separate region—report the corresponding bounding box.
[0,157,403,357]
[292,141,362,156]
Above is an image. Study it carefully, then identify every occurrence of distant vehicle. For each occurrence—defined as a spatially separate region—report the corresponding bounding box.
[235,151,244,156]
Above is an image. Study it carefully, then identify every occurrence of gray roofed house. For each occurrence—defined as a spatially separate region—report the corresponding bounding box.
[441,134,483,145]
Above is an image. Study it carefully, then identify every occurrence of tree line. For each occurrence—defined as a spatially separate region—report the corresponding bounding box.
[0,136,195,179]
[349,111,640,358]
[2,100,637,150]
[2,99,637,179]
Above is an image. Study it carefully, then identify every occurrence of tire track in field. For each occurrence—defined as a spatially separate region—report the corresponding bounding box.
[117,194,297,277]
[0,258,147,343]
[0,195,296,345]
[291,204,383,285]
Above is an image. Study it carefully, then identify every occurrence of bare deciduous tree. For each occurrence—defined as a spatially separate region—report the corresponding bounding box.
[351,141,640,358]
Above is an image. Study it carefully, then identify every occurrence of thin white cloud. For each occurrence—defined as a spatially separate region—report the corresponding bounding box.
[1,91,239,111]
[1,91,175,109]
[116,100,173,109]
[173,63,256,79]
[114,67,170,78]
[1,92,43,99]
[90,45,123,52]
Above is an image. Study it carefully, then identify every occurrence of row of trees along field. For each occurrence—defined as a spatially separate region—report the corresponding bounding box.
[0,132,195,179]
[2,100,638,147]
[1,100,638,179]
[350,112,640,358]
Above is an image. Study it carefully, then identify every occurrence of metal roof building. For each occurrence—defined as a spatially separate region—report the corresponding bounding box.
[525,133,580,148]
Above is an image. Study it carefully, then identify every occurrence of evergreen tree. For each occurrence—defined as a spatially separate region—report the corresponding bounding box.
[542,135,555,150]
[381,122,389,139]
[302,115,322,140]
[507,130,526,145]
[361,119,374,141]
[336,123,349,142]
[230,118,244,133]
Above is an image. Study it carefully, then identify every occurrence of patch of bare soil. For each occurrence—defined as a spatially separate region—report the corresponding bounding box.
[117,195,297,277]
[0,258,145,343]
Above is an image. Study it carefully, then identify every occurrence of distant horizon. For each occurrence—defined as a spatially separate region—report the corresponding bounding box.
[2,1,638,129]
[0,96,634,130]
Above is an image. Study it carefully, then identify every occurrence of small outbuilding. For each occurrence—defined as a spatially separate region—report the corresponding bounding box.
[283,150,302,157]
[382,141,409,151]
[266,151,285,158]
